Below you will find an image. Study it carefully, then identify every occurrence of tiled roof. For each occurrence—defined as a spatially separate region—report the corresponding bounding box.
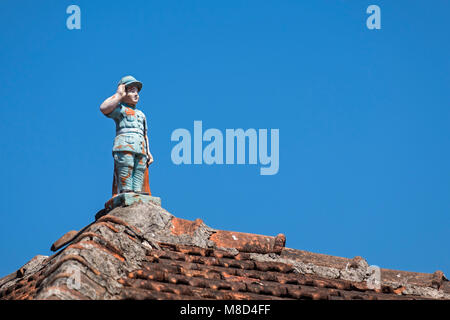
[0,202,449,300]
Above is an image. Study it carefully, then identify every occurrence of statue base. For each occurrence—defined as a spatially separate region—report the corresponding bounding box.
[95,193,161,220]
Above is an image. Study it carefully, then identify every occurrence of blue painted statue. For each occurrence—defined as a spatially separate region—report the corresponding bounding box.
[100,75,154,195]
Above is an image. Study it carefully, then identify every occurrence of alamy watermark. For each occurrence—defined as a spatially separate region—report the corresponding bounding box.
[366,265,382,290]
[366,5,381,30]
[66,265,81,290]
[171,121,279,175]
[66,5,81,30]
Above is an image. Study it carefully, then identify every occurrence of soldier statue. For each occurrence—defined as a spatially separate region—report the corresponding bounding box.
[100,75,154,196]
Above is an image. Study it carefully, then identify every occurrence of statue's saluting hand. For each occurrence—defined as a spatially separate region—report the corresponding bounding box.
[117,84,126,100]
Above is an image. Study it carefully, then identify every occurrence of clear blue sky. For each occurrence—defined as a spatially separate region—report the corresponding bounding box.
[0,0,449,277]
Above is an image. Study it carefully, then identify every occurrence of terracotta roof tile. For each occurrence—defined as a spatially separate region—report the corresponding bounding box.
[115,240,437,300]
[209,231,286,254]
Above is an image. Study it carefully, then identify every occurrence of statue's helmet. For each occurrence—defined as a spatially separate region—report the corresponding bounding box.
[118,75,143,92]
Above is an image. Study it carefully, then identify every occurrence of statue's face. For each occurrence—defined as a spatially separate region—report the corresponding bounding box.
[123,86,140,106]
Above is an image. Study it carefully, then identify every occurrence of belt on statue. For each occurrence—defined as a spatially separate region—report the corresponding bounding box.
[116,128,144,136]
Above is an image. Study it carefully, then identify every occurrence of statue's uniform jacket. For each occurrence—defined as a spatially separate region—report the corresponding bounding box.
[105,103,148,192]
[106,103,148,155]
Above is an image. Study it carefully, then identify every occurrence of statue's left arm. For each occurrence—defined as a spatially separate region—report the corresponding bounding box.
[144,118,154,167]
